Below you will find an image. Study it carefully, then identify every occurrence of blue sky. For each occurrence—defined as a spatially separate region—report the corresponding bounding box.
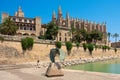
[0,0,120,42]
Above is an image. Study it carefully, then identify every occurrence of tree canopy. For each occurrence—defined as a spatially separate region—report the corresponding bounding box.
[0,18,18,35]
[112,33,119,42]
[69,27,103,44]
[45,22,59,40]
[90,30,103,44]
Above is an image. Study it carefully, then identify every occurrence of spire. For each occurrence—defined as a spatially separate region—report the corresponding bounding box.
[76,18,78,22]
[15,6,24,17]
[52,11,56,19]
[18,6,22,12]
[58,6,62,14]
[66,12,69,19]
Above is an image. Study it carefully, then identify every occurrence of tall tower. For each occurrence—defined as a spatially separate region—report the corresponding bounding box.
[52,11,56,24]
[35,17,41,36]
[1,13,9,23]
[15,6,24,17]
[58,6,62,27]
[66,12,70,28]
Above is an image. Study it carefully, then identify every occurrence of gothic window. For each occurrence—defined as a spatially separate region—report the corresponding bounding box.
[65,37,67,41]
[59,37,61,41]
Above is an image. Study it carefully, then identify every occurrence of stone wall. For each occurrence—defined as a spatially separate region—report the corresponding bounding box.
[0,39,119,64]
[0,40,78,62]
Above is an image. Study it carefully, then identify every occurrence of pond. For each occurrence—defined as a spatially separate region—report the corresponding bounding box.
[64,59,120,74]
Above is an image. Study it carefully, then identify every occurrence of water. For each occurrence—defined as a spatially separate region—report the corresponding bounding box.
[65,59,120,74]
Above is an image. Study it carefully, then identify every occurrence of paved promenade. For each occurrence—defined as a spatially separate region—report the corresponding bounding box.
[0,67,120,80]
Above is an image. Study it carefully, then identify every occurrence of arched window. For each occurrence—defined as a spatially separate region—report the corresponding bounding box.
[59,37,61,41]
[65,37,67,41]
[23,33,29,35]
[31,33,35,36]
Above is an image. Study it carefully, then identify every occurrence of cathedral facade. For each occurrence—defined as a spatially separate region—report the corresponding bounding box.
[51,6,107,42]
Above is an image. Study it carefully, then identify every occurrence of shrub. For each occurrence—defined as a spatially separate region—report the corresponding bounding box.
[102,45,107,52]
[0,36,4,42]
[65,41,73,55]
[107,46,111,51]
[76,42,80,49]
[55,41,62,49]
[82,43,87,52]
[21,37,34,54]
[114,48,117,53]
[87,43,94,56]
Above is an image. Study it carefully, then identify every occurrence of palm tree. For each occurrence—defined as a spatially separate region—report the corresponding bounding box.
[112,33,119,48]
[107,32,111,46]
[0,18,18,35]
[113,33,119,42]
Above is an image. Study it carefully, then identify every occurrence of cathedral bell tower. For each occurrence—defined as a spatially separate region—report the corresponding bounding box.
[15,6,24,17]
[52,11,56,24]
[58,6,62,27]
[66,12,70,28]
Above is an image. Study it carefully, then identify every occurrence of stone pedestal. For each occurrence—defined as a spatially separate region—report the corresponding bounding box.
[46,63,64,77]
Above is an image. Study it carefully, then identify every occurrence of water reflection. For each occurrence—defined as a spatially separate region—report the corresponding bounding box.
[65,59,120,74]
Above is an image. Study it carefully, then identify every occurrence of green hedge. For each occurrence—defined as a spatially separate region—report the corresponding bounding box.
[21,37,34,51]
[87,43,94,56]
[65,41,73,55]
[82,43,87,52]
[55,41,62,49]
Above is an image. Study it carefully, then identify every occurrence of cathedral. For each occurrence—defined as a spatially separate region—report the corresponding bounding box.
[51,6,107,42]
[1,6,107,42]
